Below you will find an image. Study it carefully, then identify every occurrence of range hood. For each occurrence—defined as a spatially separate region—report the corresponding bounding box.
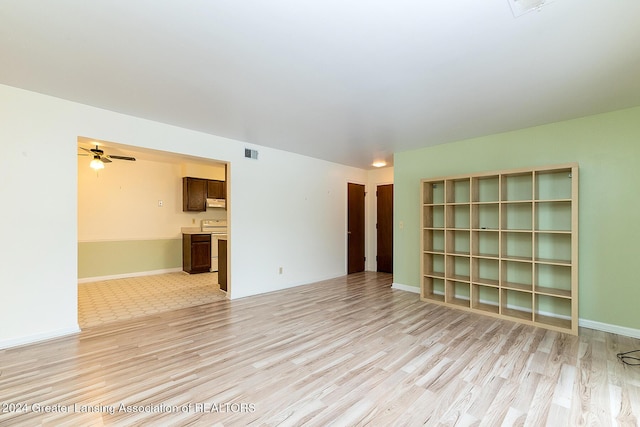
[207,198,226,209]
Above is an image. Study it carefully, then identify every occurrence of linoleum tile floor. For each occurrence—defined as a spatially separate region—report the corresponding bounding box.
[78,272,226,327]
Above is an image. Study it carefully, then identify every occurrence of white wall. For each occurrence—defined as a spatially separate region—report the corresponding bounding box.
[78,157,226,242]
[0,84,367,348]
[181,162,225,181]
[230,147,367,297]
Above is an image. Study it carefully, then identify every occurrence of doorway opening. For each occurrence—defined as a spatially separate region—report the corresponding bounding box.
[77,136,230,328]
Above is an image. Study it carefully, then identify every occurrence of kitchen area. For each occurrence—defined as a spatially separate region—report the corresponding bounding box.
[78,140,231,327]
[180,176,229,293]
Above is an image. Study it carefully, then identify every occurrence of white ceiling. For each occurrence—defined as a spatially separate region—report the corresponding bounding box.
[77,136,225,166]
[3,1,640,169]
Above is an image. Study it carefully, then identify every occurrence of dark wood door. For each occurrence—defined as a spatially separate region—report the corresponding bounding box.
[348,183,365,274]
[376,184,393,273]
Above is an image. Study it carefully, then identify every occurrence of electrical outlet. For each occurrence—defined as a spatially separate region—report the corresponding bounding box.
[279,267,283,275]
[192,218,196,225]
[158,200,164,207]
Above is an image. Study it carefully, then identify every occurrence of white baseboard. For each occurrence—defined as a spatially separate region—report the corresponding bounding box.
[78,267,183,284]
[579,319,640,340]
[391,282,640,339]
[0,325,80,350]
[392,282,420,293]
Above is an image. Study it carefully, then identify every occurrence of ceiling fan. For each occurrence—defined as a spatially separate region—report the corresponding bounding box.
[78,145,136,170]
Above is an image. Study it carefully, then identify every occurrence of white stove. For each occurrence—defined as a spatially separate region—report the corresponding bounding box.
[201,219,228,272]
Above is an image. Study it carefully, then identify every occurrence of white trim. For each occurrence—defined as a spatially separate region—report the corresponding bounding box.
[78,236,182,243]
[579,319,640,340]
[0,325,80,350]
[78,267,183,284]
[392,282,420,293]
[391,282,640,339]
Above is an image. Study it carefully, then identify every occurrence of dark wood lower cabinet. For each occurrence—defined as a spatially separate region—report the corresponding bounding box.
[218,238,227,292]
[182,234,211,274]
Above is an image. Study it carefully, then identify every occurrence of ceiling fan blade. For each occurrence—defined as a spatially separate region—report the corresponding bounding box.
[108,155,136,161]
[79,146,94,154]
[101,156,112,163]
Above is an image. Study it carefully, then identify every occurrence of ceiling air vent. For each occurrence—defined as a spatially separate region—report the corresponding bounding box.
[507,0,557,17]
[244,148,258,160]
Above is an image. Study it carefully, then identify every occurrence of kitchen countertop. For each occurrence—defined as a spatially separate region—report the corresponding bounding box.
[181,228,228,240]
[181,227,207,235]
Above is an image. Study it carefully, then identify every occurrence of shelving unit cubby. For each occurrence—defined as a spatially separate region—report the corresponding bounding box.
[420,163,578,334]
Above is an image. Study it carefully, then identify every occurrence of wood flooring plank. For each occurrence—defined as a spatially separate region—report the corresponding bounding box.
[1,272,640,425]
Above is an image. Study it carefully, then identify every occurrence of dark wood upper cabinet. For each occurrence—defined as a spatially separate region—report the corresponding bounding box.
[207,180,226,199]
[183,177,207,212]
[183,177,226,212]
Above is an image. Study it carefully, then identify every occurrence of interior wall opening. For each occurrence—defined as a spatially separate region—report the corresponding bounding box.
[77,136,230,328]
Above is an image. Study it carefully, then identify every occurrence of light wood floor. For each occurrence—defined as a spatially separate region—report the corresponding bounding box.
[2,272,640,426]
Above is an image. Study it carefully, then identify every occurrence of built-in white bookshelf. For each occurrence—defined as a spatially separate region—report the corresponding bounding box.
[421,164,578,335]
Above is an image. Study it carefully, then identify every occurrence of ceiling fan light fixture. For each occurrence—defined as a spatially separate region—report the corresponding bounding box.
[372,161,387,168]
[90,156,105,170]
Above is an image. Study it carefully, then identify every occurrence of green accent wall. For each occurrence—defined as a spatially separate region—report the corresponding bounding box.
[78,239,182,278]
[394,106,640,330]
